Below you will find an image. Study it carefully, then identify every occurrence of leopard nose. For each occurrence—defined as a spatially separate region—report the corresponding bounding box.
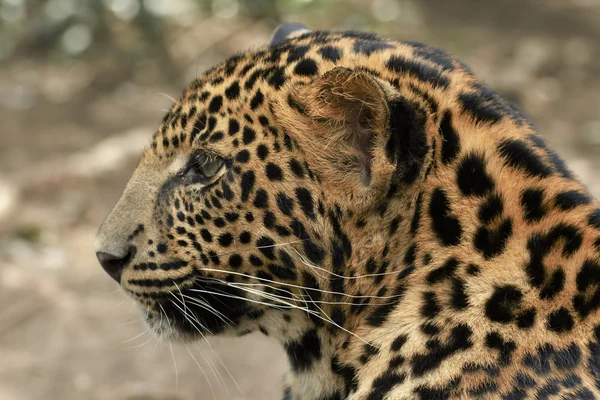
[96,246,135,283]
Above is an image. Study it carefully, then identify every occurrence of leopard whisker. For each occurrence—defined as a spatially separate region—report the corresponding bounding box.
[122,326,151,344]
[184,342,217,400]
[195,268,404,300]
[174,282,232,334]
[221,280,399,306]
[178,293,235,328]
[234,285,375,346]
[168,340,179,391]
[199,345,229,393]
[200,238,307,259]
[182,331,228,392]
[199,276,302,300]
[201,342,244,397]
[120,315,144,326]
[188,287,296,310]
[159,303,175,341]
[173,282,197,331]
[292,248,407,280]
[188,287,374,346]
[168,293,212,335]
[125,332,155,350]
[157,92,177,103]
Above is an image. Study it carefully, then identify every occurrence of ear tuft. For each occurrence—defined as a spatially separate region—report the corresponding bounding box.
[270,23,311,47]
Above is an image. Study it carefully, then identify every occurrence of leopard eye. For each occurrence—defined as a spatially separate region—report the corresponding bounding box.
[184,153,225,184]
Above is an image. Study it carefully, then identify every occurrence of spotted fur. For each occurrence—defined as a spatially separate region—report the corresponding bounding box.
[95,24,600,399]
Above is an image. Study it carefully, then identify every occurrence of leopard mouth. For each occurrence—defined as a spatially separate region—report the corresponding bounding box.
[140,276,252,340]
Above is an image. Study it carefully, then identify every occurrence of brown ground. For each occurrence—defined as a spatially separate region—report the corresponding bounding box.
[0,1,599,399]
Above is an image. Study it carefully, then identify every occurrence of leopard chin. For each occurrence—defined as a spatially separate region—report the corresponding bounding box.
[137,275,254,341]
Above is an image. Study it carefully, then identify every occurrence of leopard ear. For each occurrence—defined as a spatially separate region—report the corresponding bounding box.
[279,67,397,193]
[270,23,311,47]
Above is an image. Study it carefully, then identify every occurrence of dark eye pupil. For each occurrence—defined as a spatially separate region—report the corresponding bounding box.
[185,155,225,185]
[197,160,223,177]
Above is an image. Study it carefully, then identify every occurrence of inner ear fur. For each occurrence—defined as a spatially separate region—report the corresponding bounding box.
[278,67,397,198]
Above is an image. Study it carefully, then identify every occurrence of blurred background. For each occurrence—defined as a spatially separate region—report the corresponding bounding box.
[0,0,599,399]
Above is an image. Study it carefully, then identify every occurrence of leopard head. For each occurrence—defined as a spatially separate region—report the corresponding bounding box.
[95,25,431,342]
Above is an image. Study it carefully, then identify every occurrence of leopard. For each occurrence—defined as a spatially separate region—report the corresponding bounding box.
[95,23,600,399]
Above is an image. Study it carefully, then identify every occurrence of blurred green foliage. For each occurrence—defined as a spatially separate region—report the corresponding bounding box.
[0,0,417,105]
[11,224,42,242]
[0,0,334,61]
[0,0,417,63]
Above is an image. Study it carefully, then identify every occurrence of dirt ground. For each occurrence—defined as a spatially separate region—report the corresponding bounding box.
[0,1,599,399]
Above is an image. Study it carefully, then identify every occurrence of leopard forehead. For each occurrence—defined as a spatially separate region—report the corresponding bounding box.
[149,30,470,160]
[96,27,600,400]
